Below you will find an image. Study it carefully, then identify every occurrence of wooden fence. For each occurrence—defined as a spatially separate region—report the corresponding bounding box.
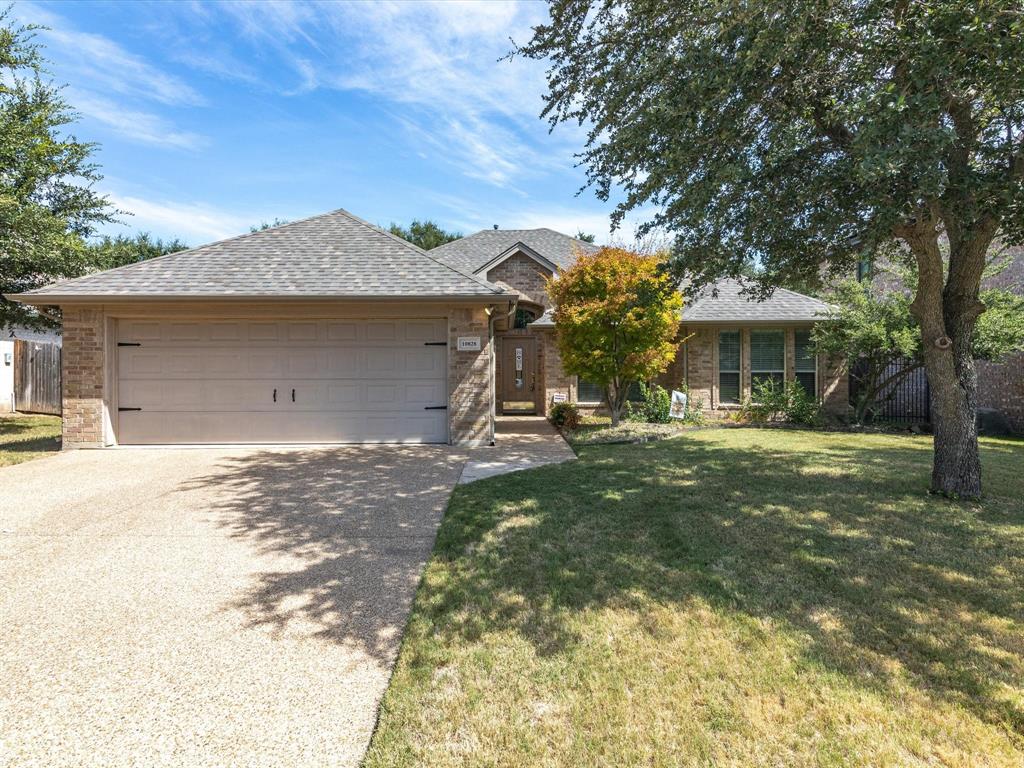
[14,340,61,415]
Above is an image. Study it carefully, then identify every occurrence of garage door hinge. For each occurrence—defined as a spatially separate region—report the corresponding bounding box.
[118,407,142,412]
[424,405,448,410]
[424,341,447,346]
[117,342,142,347]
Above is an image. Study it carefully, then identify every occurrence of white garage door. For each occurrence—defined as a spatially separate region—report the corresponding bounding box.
[116,318,449,444]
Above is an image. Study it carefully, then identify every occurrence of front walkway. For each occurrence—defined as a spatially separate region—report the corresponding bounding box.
[459,416,577,484]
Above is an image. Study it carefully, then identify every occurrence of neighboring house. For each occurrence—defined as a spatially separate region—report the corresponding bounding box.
[6,208,845,449]
[1,325,62,413]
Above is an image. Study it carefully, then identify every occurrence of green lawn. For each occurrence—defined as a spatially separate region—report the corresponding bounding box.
[366,429,1024,767]
[0,414,62,467]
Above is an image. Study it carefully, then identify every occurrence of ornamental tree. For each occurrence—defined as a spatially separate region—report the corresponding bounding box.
[520,0,1024,497]
[548,247,682,426]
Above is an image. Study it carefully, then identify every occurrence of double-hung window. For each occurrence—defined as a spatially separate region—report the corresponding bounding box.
[750,329,785,391]
[794,329,816,397]
[577,378,604,403]
[718,330,741,404]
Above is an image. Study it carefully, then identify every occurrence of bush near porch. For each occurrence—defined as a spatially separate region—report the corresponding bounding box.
[366,429,1024,767]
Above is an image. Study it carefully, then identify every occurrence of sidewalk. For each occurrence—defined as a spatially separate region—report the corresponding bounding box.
[459,416,576,484]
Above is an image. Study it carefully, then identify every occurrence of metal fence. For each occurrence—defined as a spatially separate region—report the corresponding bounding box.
[14,340,62,415]
[849,356,931,424]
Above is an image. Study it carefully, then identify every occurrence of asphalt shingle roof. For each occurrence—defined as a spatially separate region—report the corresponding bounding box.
[681,278,831,322]
[431,228,600,274]
[531,278,831,327]
[14,209,512,301]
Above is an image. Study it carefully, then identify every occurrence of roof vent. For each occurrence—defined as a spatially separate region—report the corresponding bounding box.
[493,224,498,230]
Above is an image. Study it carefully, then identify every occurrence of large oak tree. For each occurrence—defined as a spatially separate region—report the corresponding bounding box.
[519,0,1024,496]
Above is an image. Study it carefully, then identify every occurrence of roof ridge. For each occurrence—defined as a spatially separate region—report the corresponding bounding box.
[22,207,350,295]
[332,209,504,295]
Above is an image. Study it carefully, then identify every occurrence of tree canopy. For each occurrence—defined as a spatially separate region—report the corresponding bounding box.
[387,220,461,250]
[0,11,115,329]
[85,233,188,271]
[547,247,682,426]
[520,0,1024,496]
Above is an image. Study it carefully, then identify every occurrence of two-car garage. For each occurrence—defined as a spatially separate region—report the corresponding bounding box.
[115,318,450,444]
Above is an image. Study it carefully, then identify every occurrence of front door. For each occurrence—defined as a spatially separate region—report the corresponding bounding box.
[500,337,537,414]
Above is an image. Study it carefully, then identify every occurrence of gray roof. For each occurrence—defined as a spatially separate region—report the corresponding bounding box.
[431,228,600,273]
[531,278,830,328]
[11,209,513,302]
[681,279,831,323]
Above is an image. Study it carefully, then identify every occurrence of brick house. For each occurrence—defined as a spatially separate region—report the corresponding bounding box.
[7,208,847,449]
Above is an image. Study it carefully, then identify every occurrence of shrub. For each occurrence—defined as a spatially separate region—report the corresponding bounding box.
[549,401,581,430]
[742,379,822,426]
[625,382,672,424]
[678,386,708,426]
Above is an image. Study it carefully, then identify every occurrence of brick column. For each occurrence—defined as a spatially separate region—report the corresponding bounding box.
[448,306,493,445]
[538,329,572,415]
[62,307,106,448]
[820,353,849,417]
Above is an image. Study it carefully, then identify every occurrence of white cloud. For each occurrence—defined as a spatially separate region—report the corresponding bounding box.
[106,194,253,243]
[208,0,563,188]
[71,91,207,150]
[16,3,204,107]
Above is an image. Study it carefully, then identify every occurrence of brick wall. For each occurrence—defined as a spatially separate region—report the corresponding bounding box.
[977,352,1024,433]
[62,307,106,448]
[486,253,552,308]
[538,329,574,415]
[448,306,494,445]
[820,353,849,417]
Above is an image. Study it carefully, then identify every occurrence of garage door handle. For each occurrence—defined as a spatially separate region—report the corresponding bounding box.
[291,388,295,402]
[425,406,447,410]
[273,388,277,402]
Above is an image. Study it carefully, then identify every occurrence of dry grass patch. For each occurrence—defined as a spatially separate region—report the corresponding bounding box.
[367,430,1024,767]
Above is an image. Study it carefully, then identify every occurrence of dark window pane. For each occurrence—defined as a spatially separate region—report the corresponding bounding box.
[794,329,815,371]
[718,330,740,371]
[513,308,537,329]
[750,329,784,371]
[719,372,740,404]
[578,379,604,403]
[796,371,816,396]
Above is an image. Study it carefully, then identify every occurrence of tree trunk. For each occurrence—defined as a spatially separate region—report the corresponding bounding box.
[902,219,987,498]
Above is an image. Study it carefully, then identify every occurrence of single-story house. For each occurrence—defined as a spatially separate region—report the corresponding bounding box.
[8,208,846,448]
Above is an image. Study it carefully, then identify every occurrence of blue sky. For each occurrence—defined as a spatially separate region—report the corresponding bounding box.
[14,0,646,247]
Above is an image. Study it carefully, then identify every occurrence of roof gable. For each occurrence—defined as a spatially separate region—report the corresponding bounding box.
[479,242,559,276]
[13,209,511,302]
[432,228,599,274]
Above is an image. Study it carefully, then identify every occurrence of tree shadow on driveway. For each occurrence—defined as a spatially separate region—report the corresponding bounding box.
[178,446,465,664]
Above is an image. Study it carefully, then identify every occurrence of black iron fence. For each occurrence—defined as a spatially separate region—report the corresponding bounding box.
[849,356,931,424]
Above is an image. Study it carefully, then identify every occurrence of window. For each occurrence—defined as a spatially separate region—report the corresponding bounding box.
[794,329,817,397]
[750,329,785,391]
[577,378,604,403]
[576,379,644,404]
[718,330,741,404]
[513,307,537,329]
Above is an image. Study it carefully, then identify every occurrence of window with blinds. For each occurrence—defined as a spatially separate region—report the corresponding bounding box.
[750,329,785,390]
[577,378,604,403]
[577,379,644,404]
[794,329,816,396]
[718,330,741,403]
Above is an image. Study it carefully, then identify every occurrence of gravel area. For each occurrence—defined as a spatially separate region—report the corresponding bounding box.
[0,445,464,768]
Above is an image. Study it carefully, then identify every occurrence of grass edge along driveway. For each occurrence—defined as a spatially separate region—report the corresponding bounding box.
[0,414,61,467]
[366,429,1024,767]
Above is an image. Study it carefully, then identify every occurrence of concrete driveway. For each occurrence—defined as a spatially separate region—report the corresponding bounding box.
[0,446,465,767]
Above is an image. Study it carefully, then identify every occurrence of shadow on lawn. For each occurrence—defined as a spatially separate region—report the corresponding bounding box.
[426,434,1024,737]
[177,446,464,664]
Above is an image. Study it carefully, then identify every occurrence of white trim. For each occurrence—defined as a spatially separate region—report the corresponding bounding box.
[475,242,559,277]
